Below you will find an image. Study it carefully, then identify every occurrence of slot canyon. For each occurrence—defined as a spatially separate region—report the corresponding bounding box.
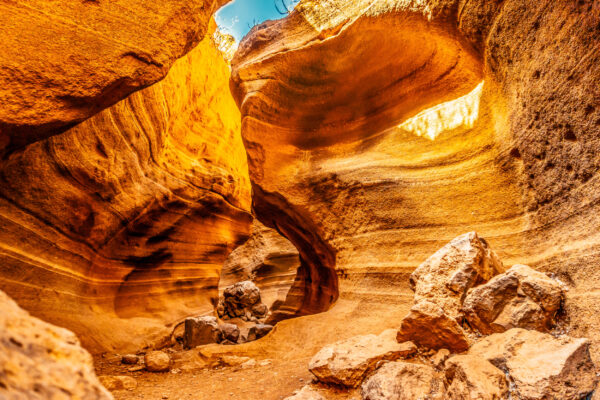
[1,0,599,399]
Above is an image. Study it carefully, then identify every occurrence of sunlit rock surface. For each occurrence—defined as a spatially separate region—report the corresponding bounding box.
[0,24,251,353]
[230,0,600,365]
[0,289,112,399]
[0,0,231,157]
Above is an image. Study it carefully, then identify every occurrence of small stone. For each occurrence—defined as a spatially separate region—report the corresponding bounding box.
[219,323,240,343]
[241,359,257,369]
[283,385,325,400]
[220,355,251,367]
[184,316,221,349]
[128,365,145,372]
[252,302,268,318]
[99,375,138,391]
[247,323,273,341]
[309,329,417,387]
[121,354,139,365]
[145,351,171,372]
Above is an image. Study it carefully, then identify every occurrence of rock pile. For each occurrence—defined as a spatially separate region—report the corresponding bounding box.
[217,281,270,321]
[183,316,273,348]
[290,232,596,400]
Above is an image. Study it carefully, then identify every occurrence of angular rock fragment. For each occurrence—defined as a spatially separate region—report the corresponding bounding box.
[121,354,139,365]
[444,355,508,400]
[462,264,564,334]
[431,349,450,369]
[145,351,171,372]
[309,329,416,387]
[220,281,270,320]
[284,385,326,400]
[361,361,444,400]
[396,301,469,352]
[410,232,504,320]
[468,329,596,400]
[248,323,274,341]
[184,316,222,349]
[0,290,112,399]
[99,376,137,391]
[219,323,241,343]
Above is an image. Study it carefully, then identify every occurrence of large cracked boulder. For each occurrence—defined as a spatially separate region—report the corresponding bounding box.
[410,232,505,319]
[309,329,416,387]
[361,361,444,400]
[462,264,564,334]
[0,290,112,399]
[444,355,508,400]
[468,328,596,400]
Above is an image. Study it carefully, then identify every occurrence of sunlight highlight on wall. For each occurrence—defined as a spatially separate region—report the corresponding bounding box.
[398,81,484,140]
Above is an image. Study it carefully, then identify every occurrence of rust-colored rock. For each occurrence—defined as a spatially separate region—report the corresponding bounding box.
[361,361,444,400]
[309,329,416,387]
[0,25,251,353]
[144,351,171,373]
[444,355,508,400]
[0,289,112,399]
[469,329,597,400]
[396,301,470,352]
[0,0,230,156]
[462,264,564,334]
[98,376,137,391]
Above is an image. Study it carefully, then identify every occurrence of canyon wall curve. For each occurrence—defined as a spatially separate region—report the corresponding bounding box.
[230,0,600,363]
[0,22,252,353]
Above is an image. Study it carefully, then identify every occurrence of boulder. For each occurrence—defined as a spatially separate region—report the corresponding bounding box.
[252,302,269,318]
[396,301,469,352]
[361,361,444,400]
[144,351,171,372]
[121,354,139,365]
[444,355,508,400]
[248,324,274,341]
[0,289,112,399]
[219,323,241,343]
[468,329,596,400]
[462,264,564,334]
[409,232,504,320]
[309,329,417,387]
[223,281,261,316]
[284,385,326,400]
[184,316,221,349]
[99,376,137,391]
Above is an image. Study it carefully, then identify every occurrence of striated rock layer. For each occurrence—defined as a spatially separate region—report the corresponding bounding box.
[0,24,252,353]
[0,0,230,157]
[230,0,600,363]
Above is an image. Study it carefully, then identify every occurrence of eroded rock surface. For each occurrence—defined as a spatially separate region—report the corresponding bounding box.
[309,330,416,387]
[463,264,564,334]
[361,361,444,400]
[444,355,508,400]
[0,23,252,353]
[0,0,230,155]
[469,329,596,400]
[0,290,112,399]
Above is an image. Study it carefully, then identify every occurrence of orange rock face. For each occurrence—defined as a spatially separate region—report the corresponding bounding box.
[0,26,251,352]
[230,0,600,364]
[0,0,229,156]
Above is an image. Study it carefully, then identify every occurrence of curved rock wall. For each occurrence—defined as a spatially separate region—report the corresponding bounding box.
[0,24,252,353]
[0,0,229,156]
[230,0,600,361]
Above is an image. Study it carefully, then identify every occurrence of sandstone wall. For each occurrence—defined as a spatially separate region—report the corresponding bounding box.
[0,0,230,157]
[230,0,600,361]
[0,25,252,353]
